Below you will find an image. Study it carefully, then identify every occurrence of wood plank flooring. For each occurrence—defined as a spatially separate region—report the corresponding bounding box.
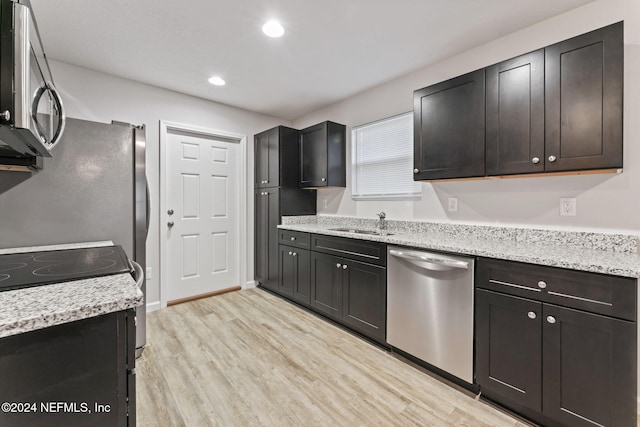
[136,288,532,426]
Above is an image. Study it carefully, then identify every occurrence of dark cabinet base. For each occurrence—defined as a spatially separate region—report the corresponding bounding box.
[0,311,135,427]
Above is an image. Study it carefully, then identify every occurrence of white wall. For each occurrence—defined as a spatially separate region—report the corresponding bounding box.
[292,0,640,236]
[49,60,288,308]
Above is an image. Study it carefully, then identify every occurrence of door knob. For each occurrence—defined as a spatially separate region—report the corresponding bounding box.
[167,221,174,228]
[167,209,174,215]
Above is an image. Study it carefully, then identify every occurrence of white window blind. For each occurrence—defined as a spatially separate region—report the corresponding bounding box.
[351,112,421,200]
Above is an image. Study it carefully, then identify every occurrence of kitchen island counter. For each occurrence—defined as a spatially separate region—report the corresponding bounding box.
[0,241,143,338]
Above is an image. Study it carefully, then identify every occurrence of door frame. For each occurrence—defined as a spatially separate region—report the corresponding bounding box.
[159,120,248,309]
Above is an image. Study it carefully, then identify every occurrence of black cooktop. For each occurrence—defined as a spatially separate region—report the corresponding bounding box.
[0,245,132,292]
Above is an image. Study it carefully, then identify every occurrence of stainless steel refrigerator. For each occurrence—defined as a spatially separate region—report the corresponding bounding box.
[0,117,149,353]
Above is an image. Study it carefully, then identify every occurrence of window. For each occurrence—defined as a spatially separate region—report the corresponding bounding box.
[351,112,421,200]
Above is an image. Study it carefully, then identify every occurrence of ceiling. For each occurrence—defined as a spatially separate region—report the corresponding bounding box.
[30,0,594,121]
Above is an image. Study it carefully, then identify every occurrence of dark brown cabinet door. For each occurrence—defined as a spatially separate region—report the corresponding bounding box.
[299,121,346,188]
[542,304,636,427]
[413,69,485,180]
[279,245,311,305]
[342,259,386,342]
[254,188,279,291]
[254,128,280,188]
[310,251,343,319]
[486,50,545,176]
[545,22,623,172]
[475,289,542,412]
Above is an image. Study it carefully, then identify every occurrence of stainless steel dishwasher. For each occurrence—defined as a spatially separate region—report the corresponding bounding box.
[387,246,474,383]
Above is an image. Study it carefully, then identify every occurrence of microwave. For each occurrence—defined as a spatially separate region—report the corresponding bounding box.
[0,0,65,171]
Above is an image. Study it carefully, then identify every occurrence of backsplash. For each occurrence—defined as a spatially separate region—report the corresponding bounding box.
[282,215,639,254]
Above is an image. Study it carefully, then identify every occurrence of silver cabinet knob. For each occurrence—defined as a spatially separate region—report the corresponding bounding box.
[547,316,556,324]
[261,192,268,196]
[321,178,326,182]
[532,157,540,164]
[548,155,557,162]
[167,209,174,215]
[538,281,547,289]
[336,263,341,268]
[292,252,297,257]
[0,110,10,121]
[288,251,292,255]
[528,311,537,319]
[167,221,174,228]
[290,237,296,241]
[342,264,348,270]
[413,168,419,174]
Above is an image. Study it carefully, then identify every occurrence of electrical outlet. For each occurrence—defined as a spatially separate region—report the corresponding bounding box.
[560,198,577,216]
[146,267,152,280]
[322,198,328,209]
[448,197,458,212]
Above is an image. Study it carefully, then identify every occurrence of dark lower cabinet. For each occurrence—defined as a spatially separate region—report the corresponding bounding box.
[0,310,136,427]
[279,244,311,305]
[254,188,279,292]
[310,251,386,342]
[477,286,637,427]
[476,290,542,412]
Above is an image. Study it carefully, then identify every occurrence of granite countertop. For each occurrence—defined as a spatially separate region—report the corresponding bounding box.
[279,219,640,278]
[0,241,144,338]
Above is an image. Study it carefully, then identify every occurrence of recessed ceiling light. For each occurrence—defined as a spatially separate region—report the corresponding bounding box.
[262,20,284,38]
[208,76,226,86]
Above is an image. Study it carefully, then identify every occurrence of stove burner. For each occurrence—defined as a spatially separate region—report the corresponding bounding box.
[32,259,118,277]
[0,262,28,272]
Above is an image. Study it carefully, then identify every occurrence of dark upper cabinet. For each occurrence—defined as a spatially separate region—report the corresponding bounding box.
[255,126,301,188]
[486,50,545,176]
[415,22,623,180]
[545,22,623,172]
[413,69,485,180]
[299,121,346,188]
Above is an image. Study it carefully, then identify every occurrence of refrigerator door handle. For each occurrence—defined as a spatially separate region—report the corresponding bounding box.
[145,178,150,239]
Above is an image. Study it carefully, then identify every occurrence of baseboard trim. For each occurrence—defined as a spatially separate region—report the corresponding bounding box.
[146,301,161,313]
[244,280,256,289]
[167,286,242,306]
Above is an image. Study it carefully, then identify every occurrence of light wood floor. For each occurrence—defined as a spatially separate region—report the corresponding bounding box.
[136,288,532,427]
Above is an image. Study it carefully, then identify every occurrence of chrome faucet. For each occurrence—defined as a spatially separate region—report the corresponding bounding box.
[377,212,386,231]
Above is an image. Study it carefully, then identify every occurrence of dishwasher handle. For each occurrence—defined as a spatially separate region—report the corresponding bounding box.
[389,249,469,269]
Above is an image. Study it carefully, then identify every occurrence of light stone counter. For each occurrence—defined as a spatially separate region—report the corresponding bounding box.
[0,241,143,338]
[280,216,640,278]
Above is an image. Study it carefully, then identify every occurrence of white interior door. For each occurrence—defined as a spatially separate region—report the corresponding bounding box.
[166,130,240,302]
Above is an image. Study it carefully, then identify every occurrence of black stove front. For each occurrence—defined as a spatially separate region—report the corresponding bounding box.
[0,245,132,292]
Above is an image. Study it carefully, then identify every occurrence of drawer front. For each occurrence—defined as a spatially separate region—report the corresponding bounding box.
[477,258,636,321]
[311,234,386,266]
[279,230,311,249]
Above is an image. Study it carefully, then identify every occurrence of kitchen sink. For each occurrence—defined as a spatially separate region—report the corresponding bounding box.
[329,227,393,236]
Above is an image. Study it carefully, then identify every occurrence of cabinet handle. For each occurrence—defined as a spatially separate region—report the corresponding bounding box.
[167,209,174,215]
[527,311,537,319]
[547,316,556,324]
[290,237,296,241]
[342,264,348,270]
[532,157,540,164]
[321,178,326,182]
[292,252,297,257]
[538,281,547,289]
[413,168,419,174]
[336,263,341,268]
[548,155,557,163]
